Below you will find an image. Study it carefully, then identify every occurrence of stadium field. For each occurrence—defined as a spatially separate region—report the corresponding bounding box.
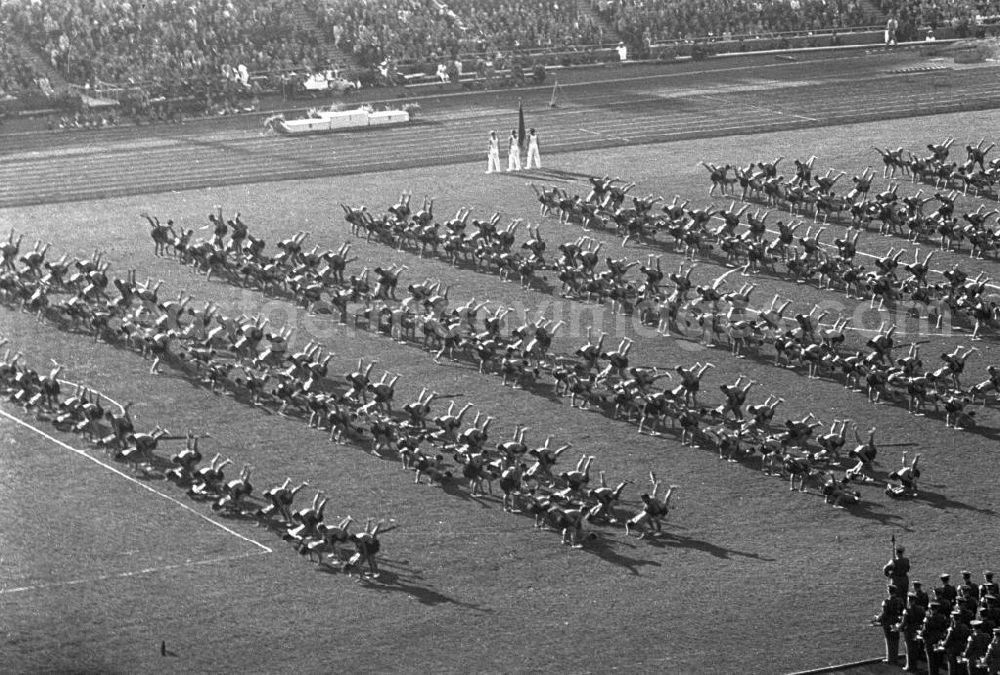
[2,53,1000,674]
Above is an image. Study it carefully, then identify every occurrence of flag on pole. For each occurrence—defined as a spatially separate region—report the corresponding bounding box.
[548,79,560,108]
[517,98,526,149]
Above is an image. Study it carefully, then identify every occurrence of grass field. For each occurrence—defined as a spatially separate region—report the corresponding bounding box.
[3,100,1000,674]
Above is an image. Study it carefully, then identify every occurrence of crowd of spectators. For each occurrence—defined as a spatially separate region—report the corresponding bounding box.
[5,0,1000,114]
[879,0,1000,41]
[308,0,605,68]
[0,0,330,95]
[0,0,938,107]
[5,0,611,105]
[595,0,871,44]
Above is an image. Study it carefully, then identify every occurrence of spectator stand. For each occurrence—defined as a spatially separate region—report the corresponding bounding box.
[0,0,990,120]
[596,0,873,46]
[0,0,327,109]
[0,0,958,113]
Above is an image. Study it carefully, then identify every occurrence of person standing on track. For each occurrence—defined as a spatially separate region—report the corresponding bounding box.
[486,130,501,174]
[507,129,522,172]
[885,13,899,48]
[525,128,541,169]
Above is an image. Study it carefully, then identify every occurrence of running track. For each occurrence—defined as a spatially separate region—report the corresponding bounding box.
[3,50,1000,209]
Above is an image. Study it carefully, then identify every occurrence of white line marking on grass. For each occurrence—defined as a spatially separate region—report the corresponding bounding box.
[56,378,126,413]
[0,551,268,595]
[702,95,819,122]
[0,409,273,554]
[743,104,818,123]
[578,128,601,136]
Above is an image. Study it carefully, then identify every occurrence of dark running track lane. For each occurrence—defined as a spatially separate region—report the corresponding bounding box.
[3,52,1000,208]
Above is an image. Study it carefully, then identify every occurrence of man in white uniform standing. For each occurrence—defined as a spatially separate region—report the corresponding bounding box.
[506,129,521,172]
[525,128,541,169]
[486,130,501,173]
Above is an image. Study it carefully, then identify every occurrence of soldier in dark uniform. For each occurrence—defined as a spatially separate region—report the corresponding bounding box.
[963,571,982,599]
[938,574,959,612]
[913,581,931,610]
[961,571,983,615]
[877,584,906,665]
[940,609,973,675]
[981,596,1000,629]
[899,592,928,673]
[884,545,912,595]
[982,572,1000,600]
[961,590,986,617]
[923,601,951,675]
[983,628,1000,675]
[965,620,992,675]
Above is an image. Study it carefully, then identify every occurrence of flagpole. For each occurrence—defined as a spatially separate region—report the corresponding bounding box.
[517,98,526,149]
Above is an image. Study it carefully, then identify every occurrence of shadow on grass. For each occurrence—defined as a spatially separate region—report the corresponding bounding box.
[905,488,998,516]
[367,570,492,610]
[513,380,569,405]
[430,392,466,401]
[523,167,595,182]
[314,563,493,610]
[583,532,663,575]
[440,480,493,508]
[906,406,1000,442]
[642,531,776,561]
[493,167,593,184]
[843,499,914,530]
